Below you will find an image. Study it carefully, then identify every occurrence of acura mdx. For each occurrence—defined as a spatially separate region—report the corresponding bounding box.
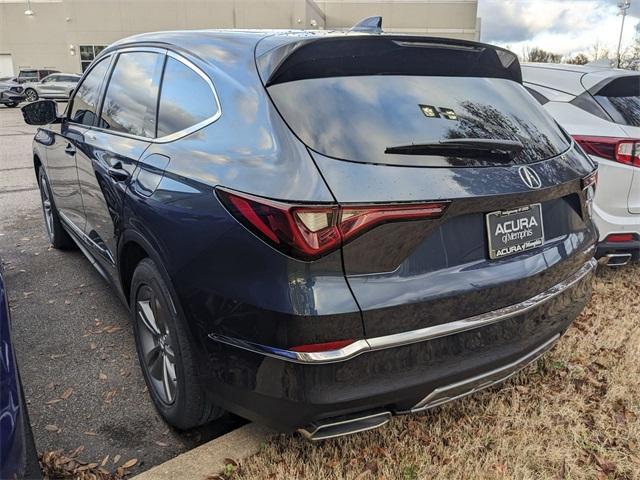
[22,29,598,440]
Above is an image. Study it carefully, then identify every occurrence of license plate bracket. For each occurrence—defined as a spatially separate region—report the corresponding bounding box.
[486,203,544,260]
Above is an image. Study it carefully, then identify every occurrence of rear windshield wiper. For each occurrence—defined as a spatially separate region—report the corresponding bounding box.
[385,138,524,161]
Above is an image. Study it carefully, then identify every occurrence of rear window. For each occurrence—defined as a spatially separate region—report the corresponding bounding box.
[593,76,640,127]
[269,75,570,167]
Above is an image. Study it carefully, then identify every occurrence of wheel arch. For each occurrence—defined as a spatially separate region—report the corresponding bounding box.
[118,230,179,316]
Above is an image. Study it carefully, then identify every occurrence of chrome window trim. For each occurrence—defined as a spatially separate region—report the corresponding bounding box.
[208,257,597,364]
[84,48,222,143]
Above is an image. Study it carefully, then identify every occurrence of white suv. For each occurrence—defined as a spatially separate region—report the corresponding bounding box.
[522,63,640,265]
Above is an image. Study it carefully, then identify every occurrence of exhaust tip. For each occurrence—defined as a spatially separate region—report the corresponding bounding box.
[605,253,632,267]
[298,411,391,441]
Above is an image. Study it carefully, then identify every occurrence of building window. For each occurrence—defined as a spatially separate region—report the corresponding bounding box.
[80,45,107,72]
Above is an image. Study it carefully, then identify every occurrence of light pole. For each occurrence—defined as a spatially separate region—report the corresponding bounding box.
[617,0,631,68]
[24,0,34,16]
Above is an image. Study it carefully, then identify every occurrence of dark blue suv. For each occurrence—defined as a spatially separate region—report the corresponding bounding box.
[22,30,598,440]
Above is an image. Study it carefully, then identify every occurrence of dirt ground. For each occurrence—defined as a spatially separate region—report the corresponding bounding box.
[234,263,640,480]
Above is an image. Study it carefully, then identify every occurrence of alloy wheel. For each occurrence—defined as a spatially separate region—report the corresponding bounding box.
[39,175,54,242]
[136,285,178,405]
[26,89,38,102]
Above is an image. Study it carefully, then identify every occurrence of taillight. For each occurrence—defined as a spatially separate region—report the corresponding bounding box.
[605,233,637,243]
[290,339,355,352]
[216,188,449,260]
[573,135,640,167]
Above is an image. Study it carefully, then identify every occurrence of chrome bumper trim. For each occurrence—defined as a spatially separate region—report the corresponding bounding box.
[406,333,560,413]
[208,258,596,364]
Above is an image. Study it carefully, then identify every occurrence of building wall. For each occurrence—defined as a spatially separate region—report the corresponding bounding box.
[0,0,478,76]
[317,0,478,39]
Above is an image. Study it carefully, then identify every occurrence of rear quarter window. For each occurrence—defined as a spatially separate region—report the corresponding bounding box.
[156,56,218,138]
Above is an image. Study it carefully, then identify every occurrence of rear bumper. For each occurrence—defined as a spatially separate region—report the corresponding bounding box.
[595,238,640,264]
[205,258,596,432]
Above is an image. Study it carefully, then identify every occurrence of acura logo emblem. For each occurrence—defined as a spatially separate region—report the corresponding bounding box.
[518,166,542,189]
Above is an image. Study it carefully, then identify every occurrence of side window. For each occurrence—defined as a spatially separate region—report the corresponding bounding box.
[98,52,164,138]
[157,56,217,137]
[69,57,111,126]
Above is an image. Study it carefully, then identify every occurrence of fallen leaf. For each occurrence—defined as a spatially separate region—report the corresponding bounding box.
[45,424,59,432]
[99,373,107,380]
[90,342,97,350]
[60,387,73,399]
[113,454,121,464]
[121,458,138,469]
[101,455,109,467]
[154,441,168,447]
[45,398,62,405]
[83,431,97,436]
[593,454,616,475]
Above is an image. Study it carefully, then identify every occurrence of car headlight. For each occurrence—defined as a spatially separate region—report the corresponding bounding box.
[9,86,23,93]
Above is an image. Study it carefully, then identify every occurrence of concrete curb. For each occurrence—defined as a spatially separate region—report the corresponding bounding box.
[132,423,275,480]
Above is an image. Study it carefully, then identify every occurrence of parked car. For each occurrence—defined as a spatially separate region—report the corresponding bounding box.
[0,261,41,478]
[0,78,25,107]
[23,73,81,102]
[522,63,640,265]
[16,69,59,84]
[22,29,598,440]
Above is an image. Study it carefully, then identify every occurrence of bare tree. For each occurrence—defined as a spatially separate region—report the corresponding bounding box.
[564,53,589,65]
[523,47,562,63]
[618,32,640,70]
[588,40,612,63]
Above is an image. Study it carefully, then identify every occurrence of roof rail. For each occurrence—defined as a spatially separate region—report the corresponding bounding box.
[349,16,383,33]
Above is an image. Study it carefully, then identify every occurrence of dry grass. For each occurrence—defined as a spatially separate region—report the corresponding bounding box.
[234,264,640,480]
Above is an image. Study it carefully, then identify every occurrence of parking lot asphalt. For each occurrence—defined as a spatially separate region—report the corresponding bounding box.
[0,104,244,477]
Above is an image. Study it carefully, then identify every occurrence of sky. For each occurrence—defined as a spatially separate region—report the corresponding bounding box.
[478,0,640,58]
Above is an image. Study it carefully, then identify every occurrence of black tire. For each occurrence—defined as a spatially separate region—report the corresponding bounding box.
[25,88,38,102]
[37,167,75,249]
[131,258,224,430]
[5,102,18,108]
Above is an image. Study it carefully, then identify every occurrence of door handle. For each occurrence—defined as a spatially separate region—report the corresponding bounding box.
[64,143,76,155]
[107,163,130,182]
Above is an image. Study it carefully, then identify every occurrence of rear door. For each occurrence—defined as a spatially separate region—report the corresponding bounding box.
[75,48,164,270]
[262,36,597,338]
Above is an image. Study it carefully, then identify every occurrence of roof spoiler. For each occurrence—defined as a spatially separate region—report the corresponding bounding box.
[350,16,383,33]
[256,36,522,87]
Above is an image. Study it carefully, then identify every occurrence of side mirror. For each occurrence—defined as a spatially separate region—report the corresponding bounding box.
[21,100,60,125]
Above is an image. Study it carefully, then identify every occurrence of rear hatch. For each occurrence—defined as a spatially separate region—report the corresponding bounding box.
[258,35,597,337]
[583,73,640,214]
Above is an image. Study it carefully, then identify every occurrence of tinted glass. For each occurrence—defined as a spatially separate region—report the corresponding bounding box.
[42,75,58,83]
[269,76,570,167]
[99,52,163,137]
[157,57,216,137]
[70,57,110,126]
[594,76,640,127]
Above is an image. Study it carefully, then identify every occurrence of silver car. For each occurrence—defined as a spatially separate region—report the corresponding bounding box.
[23,73,80,102]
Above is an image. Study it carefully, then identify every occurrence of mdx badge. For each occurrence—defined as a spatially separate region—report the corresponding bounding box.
[518,166,542,189]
